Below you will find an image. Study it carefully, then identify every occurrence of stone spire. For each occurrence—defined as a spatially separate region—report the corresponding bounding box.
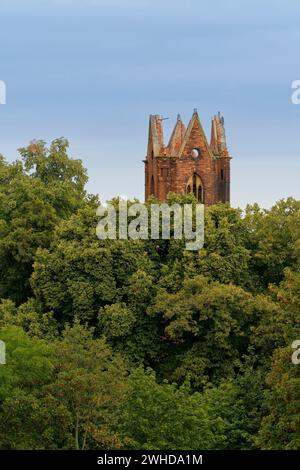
[147,114,164,158]
[210,112,228,155]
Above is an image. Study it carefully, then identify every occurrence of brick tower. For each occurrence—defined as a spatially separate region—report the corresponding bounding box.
[144,109,231,205]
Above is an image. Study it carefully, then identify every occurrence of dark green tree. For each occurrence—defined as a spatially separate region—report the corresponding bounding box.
[0,139,87,302]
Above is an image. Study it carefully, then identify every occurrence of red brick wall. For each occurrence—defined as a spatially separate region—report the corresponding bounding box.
[144,112,231,205]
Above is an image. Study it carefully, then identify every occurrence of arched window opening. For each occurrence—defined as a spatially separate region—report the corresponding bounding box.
[198,185,203,202]
[193,174,197,195]
[186,173,204,203]
[220,169,224,180]
[151,176,155,195]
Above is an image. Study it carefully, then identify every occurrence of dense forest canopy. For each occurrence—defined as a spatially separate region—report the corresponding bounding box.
[0,138,299,450]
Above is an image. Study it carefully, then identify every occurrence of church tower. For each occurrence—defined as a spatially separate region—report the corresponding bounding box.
[144,109,231,205]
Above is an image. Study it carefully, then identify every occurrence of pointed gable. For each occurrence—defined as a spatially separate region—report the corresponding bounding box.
[178,110,213,159]
[167,114,186,156]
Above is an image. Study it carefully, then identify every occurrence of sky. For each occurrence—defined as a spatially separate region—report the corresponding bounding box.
[0,0,300,208]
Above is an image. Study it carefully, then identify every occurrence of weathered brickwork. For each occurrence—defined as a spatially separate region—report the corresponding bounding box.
[144,110,231,205]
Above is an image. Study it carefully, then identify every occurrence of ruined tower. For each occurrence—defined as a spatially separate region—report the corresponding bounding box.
[144,109,231,205]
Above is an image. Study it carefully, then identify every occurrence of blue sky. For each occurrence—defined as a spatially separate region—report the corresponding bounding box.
[0,0,299,208]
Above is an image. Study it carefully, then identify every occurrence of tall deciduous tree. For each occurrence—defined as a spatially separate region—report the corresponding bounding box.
[47,322,129,450]
[119,367,226,450]
[256,347,300,449]
[0,139,88,302]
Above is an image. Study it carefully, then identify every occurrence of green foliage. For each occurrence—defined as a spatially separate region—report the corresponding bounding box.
[0,325,53,397]
[149,275,277,386]
[99,302,136,338]
[30,205,154,327]
[0,140,87,303]
[46,322,129,450]
[256,347,300,449]
[119,367,226,450]
[0,142,299,450]
[19,138,88,194]
[244,198,300,286]
[0,323,128,450]
[0,298,58,339]
[196,204,253,288]
[251,268,300,366]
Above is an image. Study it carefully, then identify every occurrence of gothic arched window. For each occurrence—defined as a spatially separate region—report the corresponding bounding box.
[198,185,203,202]
[151,175,155,195]
[186,173,204,203]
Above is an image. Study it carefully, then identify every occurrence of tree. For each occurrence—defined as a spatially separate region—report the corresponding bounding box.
[31,204,154,327]
[0,298,57,339]
[0,325,58,449]
[0,322,129,450]
[244,198,300,287]
[47,322,129,449]
[119,367,226,450]
[251,268,300,365]
[148,275,278,386]
[256,347,300,449]
[195,203,254,289]
[0,139,88,303]
[19,138,87,197]
[145,198,255,293]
